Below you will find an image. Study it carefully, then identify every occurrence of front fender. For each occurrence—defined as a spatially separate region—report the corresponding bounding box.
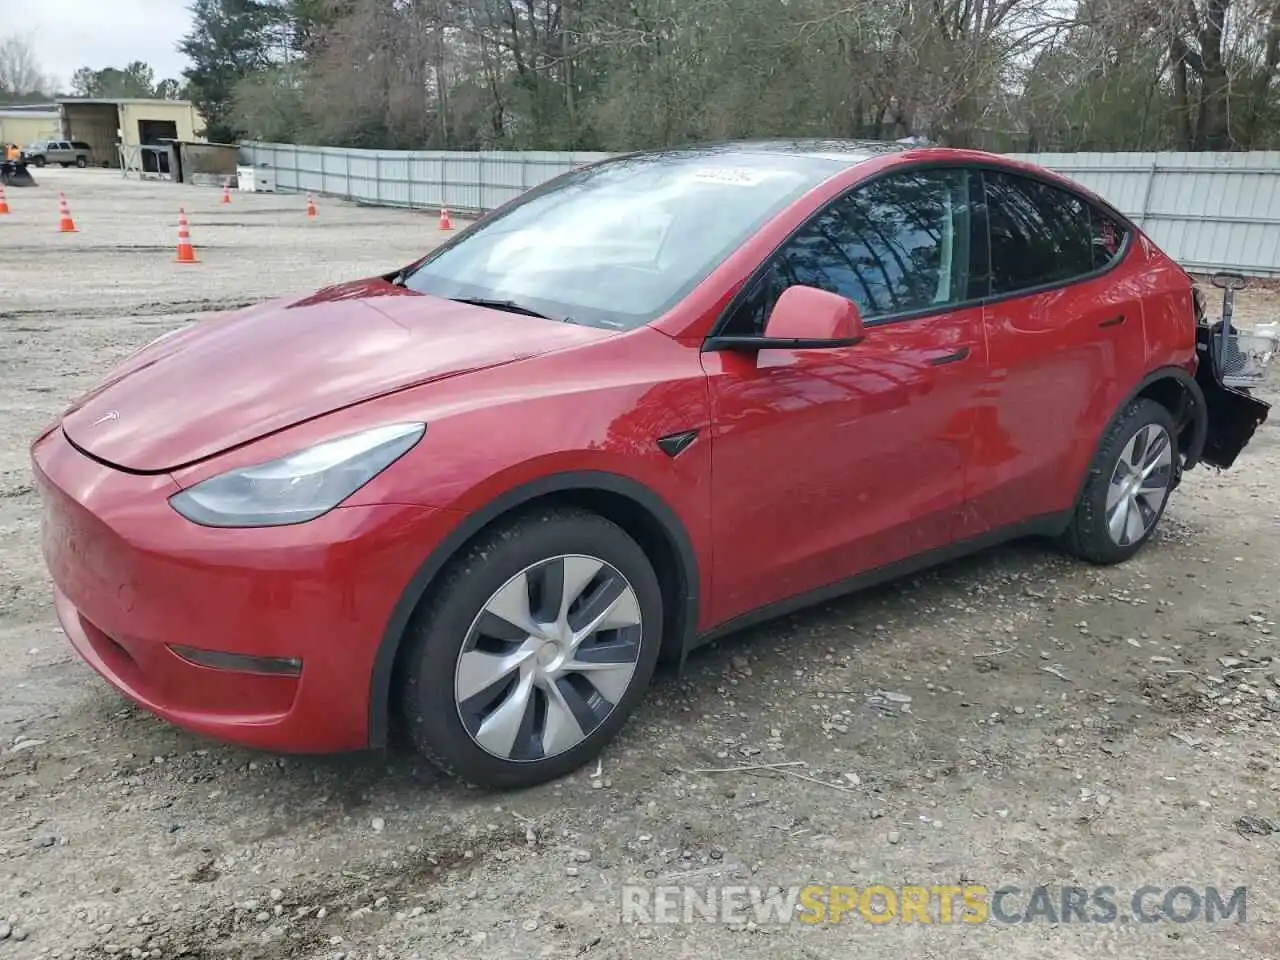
[364,469,703,747]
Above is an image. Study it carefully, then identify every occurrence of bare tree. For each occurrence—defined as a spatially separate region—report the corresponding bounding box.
[221,0,1280,151]
[0,33,52,96]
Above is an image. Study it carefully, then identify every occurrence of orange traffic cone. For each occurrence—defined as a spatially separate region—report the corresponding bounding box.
[438,207,453,230]
[57,193,77,233]
[175,208,197,264]
[306,194,317,219]
[221,180,232,205]
[0,185,9,216]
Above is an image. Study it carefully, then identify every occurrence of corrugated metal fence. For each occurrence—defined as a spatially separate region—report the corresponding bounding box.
[237,141,611,214]
[238,142,1280,276]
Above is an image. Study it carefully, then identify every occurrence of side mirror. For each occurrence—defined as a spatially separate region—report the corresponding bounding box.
[707,285,865,351]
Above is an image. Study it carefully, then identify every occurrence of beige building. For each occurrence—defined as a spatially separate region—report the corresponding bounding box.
[58,98,206,168]
[0,108,61,149]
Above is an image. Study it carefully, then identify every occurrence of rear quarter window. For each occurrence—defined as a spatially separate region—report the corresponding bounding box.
[1090,208,1128,270]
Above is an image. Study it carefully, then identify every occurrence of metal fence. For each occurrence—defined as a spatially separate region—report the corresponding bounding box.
[237,141,611,214]
[238,142,1280,276]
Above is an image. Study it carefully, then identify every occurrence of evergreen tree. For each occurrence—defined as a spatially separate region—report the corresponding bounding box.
[180,0,284,141]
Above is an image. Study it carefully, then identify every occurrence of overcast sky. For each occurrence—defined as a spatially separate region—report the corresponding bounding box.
[26,0,193,91]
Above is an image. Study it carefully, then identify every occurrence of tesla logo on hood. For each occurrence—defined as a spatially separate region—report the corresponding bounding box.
[90,410,120,426]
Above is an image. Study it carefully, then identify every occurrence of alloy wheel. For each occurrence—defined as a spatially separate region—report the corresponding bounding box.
[454,554,644,762]
[1105,422,1174,547]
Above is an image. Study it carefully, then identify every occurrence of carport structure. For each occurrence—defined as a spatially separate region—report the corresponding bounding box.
[57,97,204,169]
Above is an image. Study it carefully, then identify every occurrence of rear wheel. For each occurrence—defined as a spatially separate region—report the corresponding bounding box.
[75,156,87,169]
[1059,398,1179,565]
[398,506,663,789]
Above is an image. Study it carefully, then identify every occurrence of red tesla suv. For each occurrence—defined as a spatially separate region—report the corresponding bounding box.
[31,140,1269,789]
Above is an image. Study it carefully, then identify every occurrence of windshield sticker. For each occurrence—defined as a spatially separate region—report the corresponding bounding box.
[687,168,778,186]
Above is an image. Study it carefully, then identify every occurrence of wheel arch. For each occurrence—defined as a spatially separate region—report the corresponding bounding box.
[1070,365,1208,512]
[366,471,702,747]
[1132,365,1208,470]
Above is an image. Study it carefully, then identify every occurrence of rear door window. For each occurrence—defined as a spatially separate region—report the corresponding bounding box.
[984,170,1102,296]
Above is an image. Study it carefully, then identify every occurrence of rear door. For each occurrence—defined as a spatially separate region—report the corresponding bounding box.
[959,168,1144,537]
[703,166,990,625]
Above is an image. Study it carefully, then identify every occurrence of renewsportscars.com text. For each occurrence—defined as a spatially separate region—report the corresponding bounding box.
[620,883,1248,926]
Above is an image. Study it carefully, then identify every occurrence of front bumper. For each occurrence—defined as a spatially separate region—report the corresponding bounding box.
[32,427,454,753]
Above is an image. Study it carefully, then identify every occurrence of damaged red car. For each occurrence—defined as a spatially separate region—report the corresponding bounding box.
[31,140,1270,788]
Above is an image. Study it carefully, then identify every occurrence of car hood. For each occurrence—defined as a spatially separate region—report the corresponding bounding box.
[61,278,615,472]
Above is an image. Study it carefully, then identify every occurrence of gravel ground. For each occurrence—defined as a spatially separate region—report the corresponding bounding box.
[2,166,1279,960]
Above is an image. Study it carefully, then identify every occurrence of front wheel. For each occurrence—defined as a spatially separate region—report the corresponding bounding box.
[398,506,663,789]
[1059,398,1179,565]
[32,156,45,167]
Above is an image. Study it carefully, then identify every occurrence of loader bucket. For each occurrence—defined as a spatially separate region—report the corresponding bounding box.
[0,161,37,187]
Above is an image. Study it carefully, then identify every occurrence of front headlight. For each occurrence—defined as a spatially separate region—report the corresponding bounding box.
[169,422,426,527]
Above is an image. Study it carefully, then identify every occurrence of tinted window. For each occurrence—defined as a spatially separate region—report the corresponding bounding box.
[725,168,975,336]
[71,141,91,150]
[1089,207,1128,270]
[985,171,1105,295]
[403,152,846,331]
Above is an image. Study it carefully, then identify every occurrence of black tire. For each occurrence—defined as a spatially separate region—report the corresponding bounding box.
[398,506,663,789]
[1059,397,1180,565]
[75,156,87,168]
[32,156,45,167]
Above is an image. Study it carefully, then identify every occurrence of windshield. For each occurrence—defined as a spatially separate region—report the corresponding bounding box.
[402,151,845,330]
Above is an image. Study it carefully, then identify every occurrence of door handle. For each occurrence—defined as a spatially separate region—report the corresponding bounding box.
[929,346,971,367]
[1098,314,1126,329]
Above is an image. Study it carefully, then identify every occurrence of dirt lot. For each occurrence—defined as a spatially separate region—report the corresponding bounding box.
[2,167,1279,960]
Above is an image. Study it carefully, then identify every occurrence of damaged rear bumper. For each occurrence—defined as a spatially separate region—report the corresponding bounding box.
[1191,322,1271,470]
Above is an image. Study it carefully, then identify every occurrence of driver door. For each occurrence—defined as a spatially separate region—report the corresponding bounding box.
[701,167,989,626]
